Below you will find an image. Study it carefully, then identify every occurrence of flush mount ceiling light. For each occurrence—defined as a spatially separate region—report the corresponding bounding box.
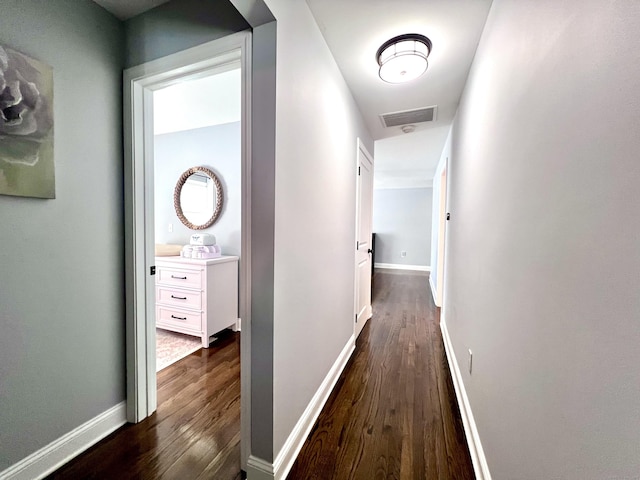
[376,33,432,84]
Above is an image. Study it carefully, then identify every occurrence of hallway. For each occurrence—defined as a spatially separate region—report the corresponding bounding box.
[288,270,474,479]
[45,270,471,479]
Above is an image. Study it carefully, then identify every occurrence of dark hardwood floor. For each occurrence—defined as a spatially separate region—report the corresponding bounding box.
[287,270,474,480]
[48,270,472,479]
[47,329,242,480]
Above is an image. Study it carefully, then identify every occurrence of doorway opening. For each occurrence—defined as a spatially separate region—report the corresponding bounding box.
[152,68,242,371]
[124,31,252,471]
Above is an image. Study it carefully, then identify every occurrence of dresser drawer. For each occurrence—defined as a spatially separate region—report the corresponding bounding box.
[156,286,202,310]
[154,255,239,348]
[157,266,203,288]
[156,306,201,332]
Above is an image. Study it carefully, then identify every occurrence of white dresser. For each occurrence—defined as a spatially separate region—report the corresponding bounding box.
[155,255,239,348]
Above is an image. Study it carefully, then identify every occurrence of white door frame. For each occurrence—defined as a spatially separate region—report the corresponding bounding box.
[435,158,448,307]
[123,29,252,445]
[354,138,374,338]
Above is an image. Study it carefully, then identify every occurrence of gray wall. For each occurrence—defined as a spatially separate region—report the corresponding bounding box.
[445,0,640,478]
[124,0,250,68]
[154,122,241,255]
[248,19,277,463]
[0,0,124,470]
[373,187,432,266]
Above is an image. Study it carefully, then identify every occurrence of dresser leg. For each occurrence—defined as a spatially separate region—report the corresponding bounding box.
[202,336,211,348]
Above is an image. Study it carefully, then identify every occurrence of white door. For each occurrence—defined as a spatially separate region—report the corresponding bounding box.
[355,139,374,339]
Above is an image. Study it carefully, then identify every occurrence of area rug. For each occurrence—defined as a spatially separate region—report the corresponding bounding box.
[156,329,202,372]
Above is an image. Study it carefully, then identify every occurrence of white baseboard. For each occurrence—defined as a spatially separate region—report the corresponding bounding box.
[440,317,491,480]
[0,401,127,480]
[273,334,355,479]
[246,456,274,480]
[429,275,440,307]
[375,263,431,272]
[247,335,356,480]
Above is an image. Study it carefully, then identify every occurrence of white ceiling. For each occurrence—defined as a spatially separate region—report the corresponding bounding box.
[305,0,492,188]
[374,125,449,189]
[153,69,241,135]
[94,0,492,187]
[305,0,493,141]
[93,0,170,20]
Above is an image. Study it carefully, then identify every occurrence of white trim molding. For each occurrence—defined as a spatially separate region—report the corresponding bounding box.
[0,402,126,480]
[375,263,431,272]
[274,335,355,478]
[246,335,356,480]
[429,275,440,307]
[440,317,492,480]
[233,318,242,332]
[246,456,274,480]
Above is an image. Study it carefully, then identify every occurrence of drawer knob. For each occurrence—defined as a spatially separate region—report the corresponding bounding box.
[171,275,187,280]
[171,315,187,321]
[171,295,187,300]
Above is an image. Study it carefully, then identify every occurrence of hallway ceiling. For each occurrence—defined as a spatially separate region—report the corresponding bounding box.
[305,0,493,141]
[93,0,169,20]
[94,0,493,185]
[95,0,491,140]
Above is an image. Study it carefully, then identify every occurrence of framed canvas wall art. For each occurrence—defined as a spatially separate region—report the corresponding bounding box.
[0,44,54,199]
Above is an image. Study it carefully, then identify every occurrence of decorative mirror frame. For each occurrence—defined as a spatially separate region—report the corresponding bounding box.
[174,166,224,230]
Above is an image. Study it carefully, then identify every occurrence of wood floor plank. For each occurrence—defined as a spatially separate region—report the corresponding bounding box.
[287,270,475,480]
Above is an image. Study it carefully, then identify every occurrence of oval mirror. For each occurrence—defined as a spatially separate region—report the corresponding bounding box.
[174,166,223,230]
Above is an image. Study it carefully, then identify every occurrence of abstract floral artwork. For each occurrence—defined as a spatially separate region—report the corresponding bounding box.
[0,44,54,198]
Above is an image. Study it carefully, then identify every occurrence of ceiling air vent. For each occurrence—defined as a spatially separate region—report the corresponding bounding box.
[379,105,437,128]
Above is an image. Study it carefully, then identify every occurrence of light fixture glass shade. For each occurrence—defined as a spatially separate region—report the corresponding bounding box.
[376,34,432,84]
